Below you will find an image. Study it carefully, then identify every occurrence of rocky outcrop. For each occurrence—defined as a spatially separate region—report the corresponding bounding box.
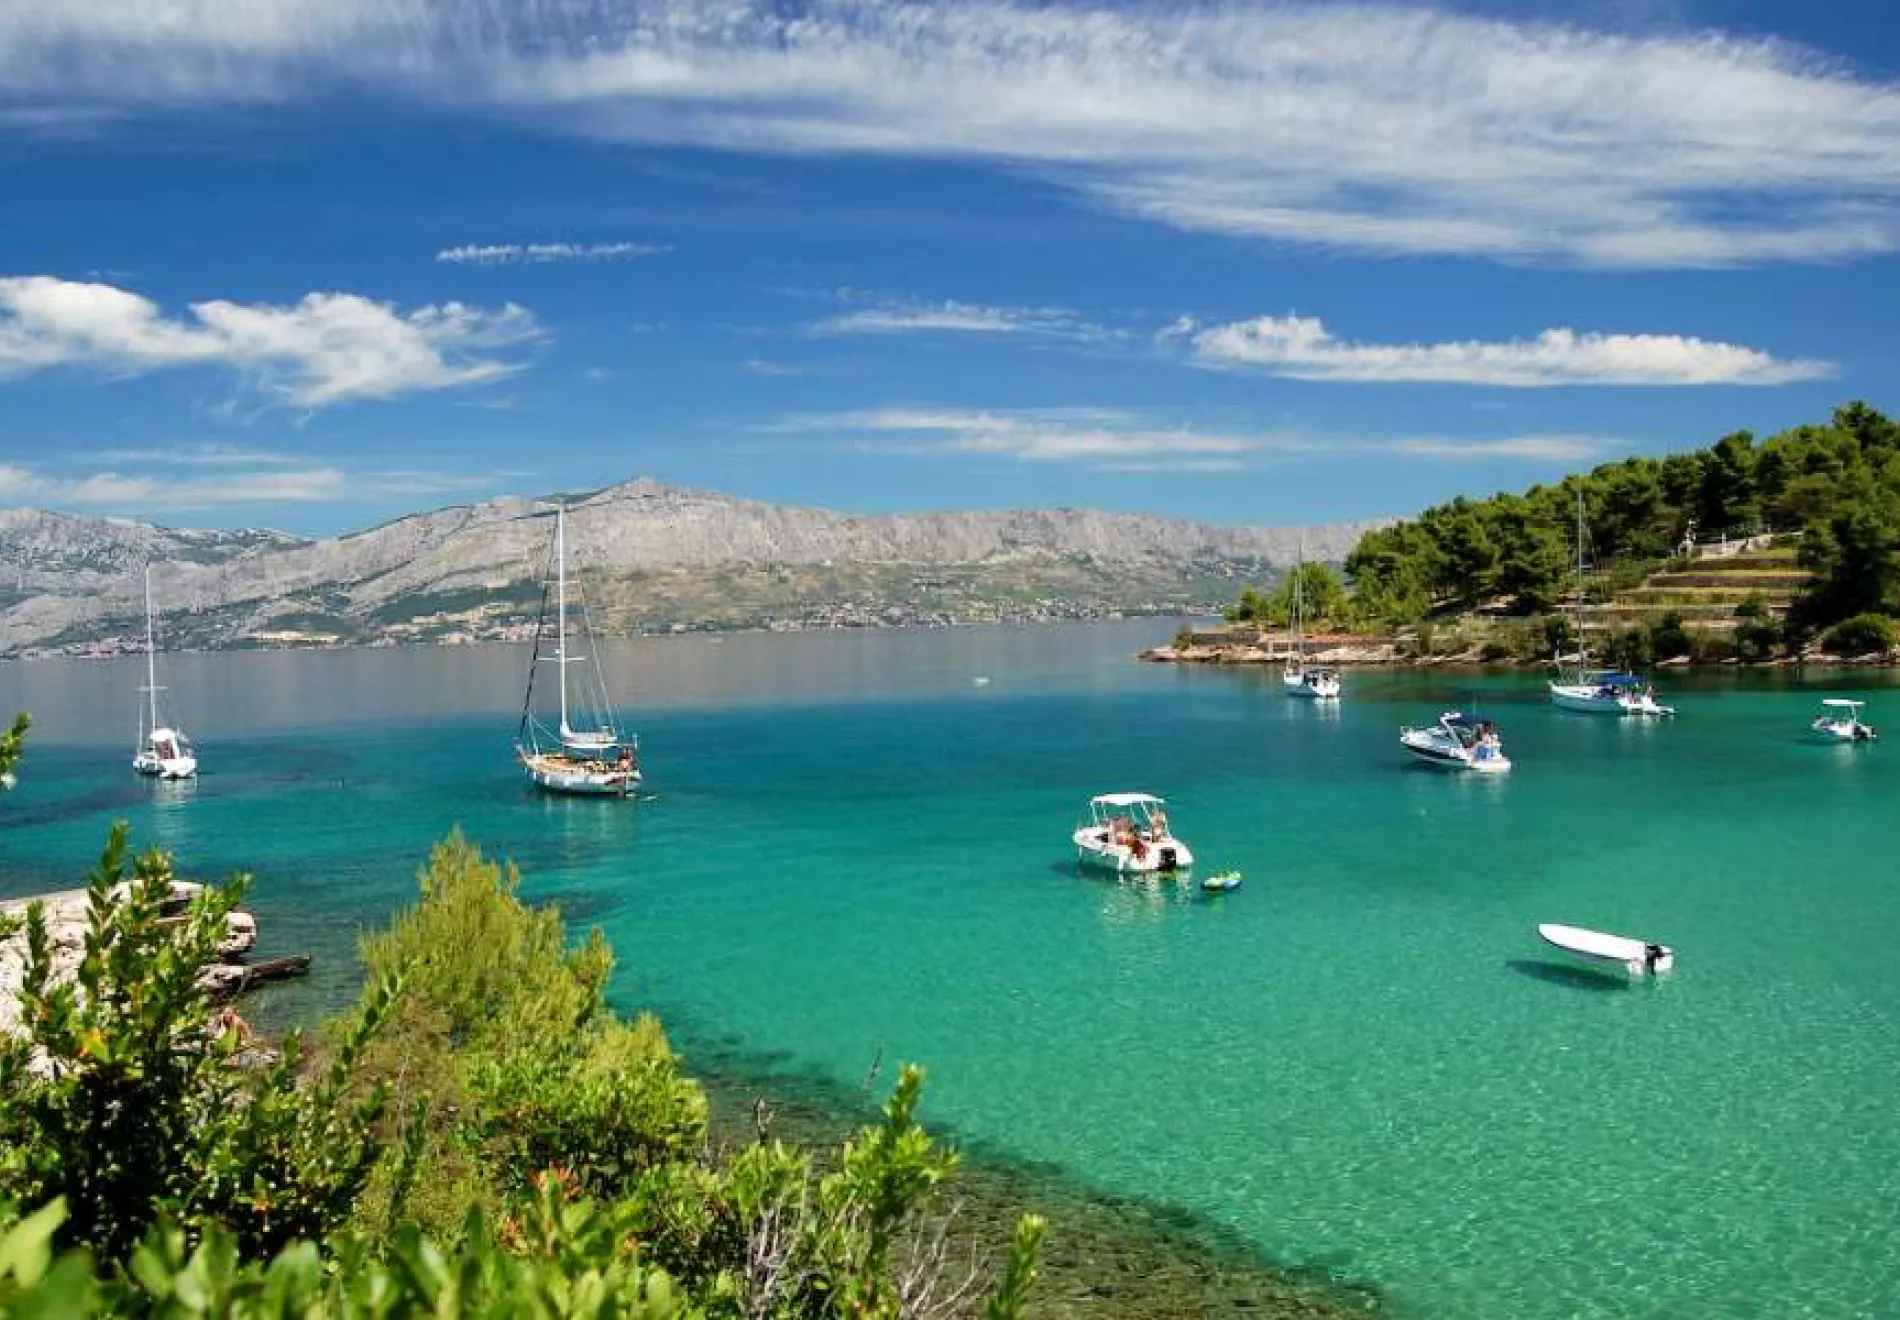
[0,479,1384,655]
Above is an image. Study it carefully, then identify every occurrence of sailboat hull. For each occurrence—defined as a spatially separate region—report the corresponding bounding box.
[1549,683,1626,714]
[520,751,638,796]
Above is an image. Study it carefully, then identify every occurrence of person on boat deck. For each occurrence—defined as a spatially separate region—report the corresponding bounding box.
[1149,807,1169,839]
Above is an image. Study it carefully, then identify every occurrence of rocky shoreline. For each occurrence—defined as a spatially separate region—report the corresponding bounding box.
[1138,630,1900,671]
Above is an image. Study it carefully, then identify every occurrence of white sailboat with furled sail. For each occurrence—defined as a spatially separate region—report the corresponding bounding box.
[516,503,639,796]
[132,564,197,780]
[1281,538,1342,700]
[1548,490,1673,717]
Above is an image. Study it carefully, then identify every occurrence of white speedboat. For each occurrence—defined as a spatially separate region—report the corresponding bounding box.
[1549,671,1676,717]
[1399,711,1512,773]
[516,503,641,797]
[132,565,197,780]
[1073,793,1193,874]
[1540,923,1674,977]
[1811,698,1877,742]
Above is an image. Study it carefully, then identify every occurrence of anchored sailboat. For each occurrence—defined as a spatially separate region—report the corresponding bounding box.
[132,565,197,780]
[515,503,640,796]
[1281,538,1342,700]
[1548,491,1673,717]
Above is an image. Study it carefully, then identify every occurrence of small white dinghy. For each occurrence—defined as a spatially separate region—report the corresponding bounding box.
[1539,923,1674,977]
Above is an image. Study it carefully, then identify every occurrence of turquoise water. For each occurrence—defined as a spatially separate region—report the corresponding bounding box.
[4,625,1899,1318]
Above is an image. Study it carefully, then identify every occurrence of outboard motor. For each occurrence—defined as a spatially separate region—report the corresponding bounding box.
[1158,847,1178,872]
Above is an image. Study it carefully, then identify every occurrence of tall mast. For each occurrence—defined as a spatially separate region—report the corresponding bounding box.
[1292,531,1305,661]
[555,503,571,736]
[144,563,160,736]
[1573,489,1586,665]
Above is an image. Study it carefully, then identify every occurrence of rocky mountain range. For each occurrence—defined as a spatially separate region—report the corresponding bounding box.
[0,480,1382,657]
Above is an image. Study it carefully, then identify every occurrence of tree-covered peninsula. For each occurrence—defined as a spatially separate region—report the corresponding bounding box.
[1223,402,1900,665]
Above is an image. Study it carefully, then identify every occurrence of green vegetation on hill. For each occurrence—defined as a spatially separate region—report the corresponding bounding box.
[0,720,1045,1316]
[1314,402,1899,659]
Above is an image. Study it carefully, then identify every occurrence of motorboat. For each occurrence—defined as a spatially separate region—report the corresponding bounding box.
[516,503,641,797]
[1399,711,1512,773]
[1548,491,1672,717]
[132,565,198,780]
[1539,923,1674,977]
[1073,793,1193,874]
[1811,698,1877,742]
[1549,672,1676,717]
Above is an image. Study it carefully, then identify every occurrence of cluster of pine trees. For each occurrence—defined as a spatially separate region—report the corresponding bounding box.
[1341,402,1900,645]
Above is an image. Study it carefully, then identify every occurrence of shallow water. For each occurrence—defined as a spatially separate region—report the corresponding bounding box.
[3,625,1897,1318]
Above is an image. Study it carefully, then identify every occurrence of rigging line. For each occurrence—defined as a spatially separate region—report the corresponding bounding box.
[518,543,556,745]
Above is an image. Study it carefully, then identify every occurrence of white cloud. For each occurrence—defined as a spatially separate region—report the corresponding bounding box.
[1390,436,1609,462]
[6,1,1896,267]
[435,241,668,265]
[744,358,805,377]
[810,293,1109,341]
[1182,315,1834,386]
[89,443,303,467]
[63,468,350,507]
[0,456,516,513]
[816,405,1284,467]
[790,404,1618,466]
[0,276,541,406]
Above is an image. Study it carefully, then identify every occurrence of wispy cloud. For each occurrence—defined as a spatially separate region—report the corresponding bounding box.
[1391,436,1609,461]
[435,241,668,265]
[88,443,304,467]
[810,292,1110,342]
[1178,315,1835,387]
[0,457,516,513]
[811,406,1282,468]
[5,2,1897,267]
[744,358,805,377]
[787,404,1616,467]
[0,276,541,406]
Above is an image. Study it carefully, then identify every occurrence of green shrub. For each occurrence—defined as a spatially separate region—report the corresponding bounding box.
[1733,616,1783,662]
[0,826,393,1267]
[1821,613,1898,655]
[1691,633,1736,664]
[1648,612,1693,659]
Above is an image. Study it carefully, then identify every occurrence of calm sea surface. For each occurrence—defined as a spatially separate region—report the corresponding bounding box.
[3,622,1898,1318]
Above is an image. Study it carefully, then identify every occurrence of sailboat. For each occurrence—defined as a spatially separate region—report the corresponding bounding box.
[1281,540,1342,700]
[516,503,640,796]
[132,565,198,780]
[1548,492,1673,717]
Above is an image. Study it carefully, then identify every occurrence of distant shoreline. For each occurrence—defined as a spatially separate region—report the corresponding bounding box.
[1138,640,1900,671]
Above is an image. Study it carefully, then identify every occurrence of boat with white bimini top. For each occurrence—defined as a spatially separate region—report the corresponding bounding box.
[1539,923,1675,977]
[1811,698,1877,742]
[516,503,640,797]
[132,565,197,781]
[1549,491,1674,717]
[1073,793,1193,874]
[1282,538,1342,700]
[1399,710,1512,773]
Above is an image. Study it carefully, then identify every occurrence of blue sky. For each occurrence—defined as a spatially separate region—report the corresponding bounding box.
[2,0,1898,536]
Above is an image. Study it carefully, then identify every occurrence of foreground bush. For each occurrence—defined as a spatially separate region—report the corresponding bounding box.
[0,826,393,1266]
[1,786,1042,1317]
[1820,612,1898,656]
